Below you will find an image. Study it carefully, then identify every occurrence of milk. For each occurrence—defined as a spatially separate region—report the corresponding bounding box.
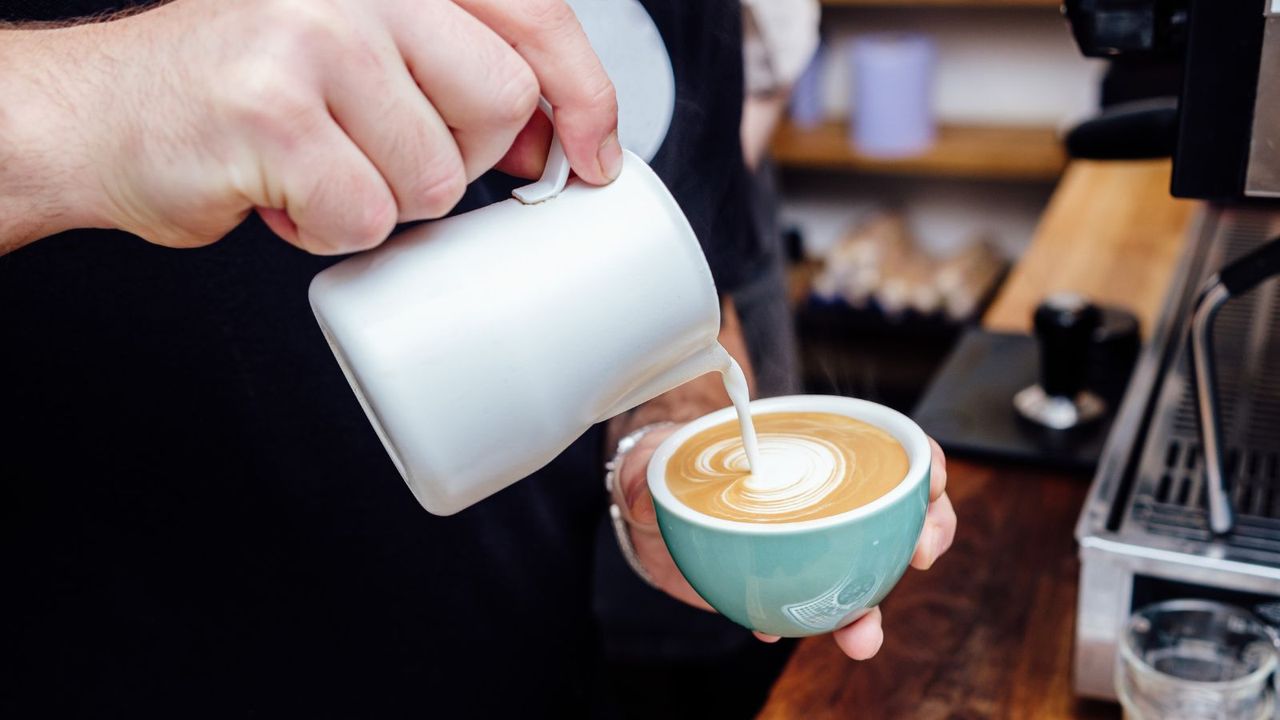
[717,347,762,473]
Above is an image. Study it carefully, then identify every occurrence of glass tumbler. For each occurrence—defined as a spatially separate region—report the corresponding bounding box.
[1117,600,1278,720]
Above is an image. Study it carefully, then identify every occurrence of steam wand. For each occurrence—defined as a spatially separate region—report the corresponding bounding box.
[1190,238,1280,535]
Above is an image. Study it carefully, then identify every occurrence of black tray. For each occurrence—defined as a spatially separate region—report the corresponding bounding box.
[912,328,1133,472]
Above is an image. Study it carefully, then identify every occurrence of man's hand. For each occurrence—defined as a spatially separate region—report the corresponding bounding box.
[614,429,956,661]
[0,0,619,254]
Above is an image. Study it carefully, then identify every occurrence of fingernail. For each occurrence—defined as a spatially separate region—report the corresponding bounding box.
[598,131,623,182]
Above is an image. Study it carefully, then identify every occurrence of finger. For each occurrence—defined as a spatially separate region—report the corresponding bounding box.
[248,109,397,254]
[493,110,553,180]
[628,487,658,527]
[454,0,622,184]
[911,492,957,570]
[320,22,467,222]
[617,426,681,523]
[833,607,884,661]
[256,207,298,244]
[384,0,539,181]
[753,632,781,644]
[627,526,715,611]
[928,437,948,502]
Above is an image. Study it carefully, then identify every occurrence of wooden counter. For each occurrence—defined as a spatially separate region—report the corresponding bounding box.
[757,160,1196,719]
[984,160,1196,338]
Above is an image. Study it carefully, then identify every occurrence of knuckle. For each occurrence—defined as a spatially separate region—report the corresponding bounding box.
[556,73,617,149]
[492,64,540,127]
[518,0,578,32]
[580,73,618,118]
[415,161,467,218]
[223,63,319,144]
[350,199,396,249]
[303,174,395,251]
[341,175,397,246]
[266,0,349,50]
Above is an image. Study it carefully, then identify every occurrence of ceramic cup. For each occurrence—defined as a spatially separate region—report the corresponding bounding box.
[310,101,724,516]
[647,395,931,637]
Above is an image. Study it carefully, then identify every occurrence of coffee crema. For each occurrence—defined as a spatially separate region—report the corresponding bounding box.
[665,411,908,524]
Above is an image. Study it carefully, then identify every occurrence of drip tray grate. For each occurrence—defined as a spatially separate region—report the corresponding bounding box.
[1137,439,1280,547]
[1119,209,1280,565]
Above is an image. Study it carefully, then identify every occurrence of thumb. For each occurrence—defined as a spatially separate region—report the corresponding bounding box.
[619,444,660,527]
[616,425,680,526]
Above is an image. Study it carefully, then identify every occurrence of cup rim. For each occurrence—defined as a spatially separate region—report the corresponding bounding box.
[646,394,931,534]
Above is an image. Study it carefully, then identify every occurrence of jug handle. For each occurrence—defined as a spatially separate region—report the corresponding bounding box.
[598,345,729,422]
[511,98,573,205]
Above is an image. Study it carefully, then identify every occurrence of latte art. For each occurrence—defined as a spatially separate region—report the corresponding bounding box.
[666,412,908,523]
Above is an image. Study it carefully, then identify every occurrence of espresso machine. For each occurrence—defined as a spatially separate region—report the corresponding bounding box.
[1064,0,1280,700]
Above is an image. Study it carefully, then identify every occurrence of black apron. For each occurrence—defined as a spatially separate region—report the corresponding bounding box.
[0,1,758,717]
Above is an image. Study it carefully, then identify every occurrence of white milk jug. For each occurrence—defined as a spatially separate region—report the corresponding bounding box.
[309,105,724,515]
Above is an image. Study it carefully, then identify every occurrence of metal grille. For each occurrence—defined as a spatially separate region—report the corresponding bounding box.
[1124,209,1280,564]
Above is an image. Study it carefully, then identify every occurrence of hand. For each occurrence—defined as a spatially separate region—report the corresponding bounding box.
[614,428,956,661]
[1,0,619,254]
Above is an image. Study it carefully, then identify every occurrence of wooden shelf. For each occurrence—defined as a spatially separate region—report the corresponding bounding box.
[822,0,1060,8]
[770,119,1067,181]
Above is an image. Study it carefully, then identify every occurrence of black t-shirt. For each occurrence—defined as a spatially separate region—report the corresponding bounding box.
[0,2,757,717]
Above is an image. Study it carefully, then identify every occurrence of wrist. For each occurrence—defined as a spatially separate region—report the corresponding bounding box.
[0,26,118,250]
[606,421,677,588]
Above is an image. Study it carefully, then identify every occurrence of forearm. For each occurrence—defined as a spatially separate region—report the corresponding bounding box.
[607,296,756,447]
[0,26,112,254]
[741,91,788,172]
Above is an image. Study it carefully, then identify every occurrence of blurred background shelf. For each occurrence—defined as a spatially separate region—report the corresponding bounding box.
[822,0,1061,8]
[771,119,1067,181]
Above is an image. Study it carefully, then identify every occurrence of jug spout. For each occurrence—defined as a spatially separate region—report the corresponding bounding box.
[599,344,729,422]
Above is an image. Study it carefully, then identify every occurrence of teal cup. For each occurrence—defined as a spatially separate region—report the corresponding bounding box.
[647,395,931,637]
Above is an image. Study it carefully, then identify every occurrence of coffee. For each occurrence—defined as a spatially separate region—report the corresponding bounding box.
[665,411,908,524]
